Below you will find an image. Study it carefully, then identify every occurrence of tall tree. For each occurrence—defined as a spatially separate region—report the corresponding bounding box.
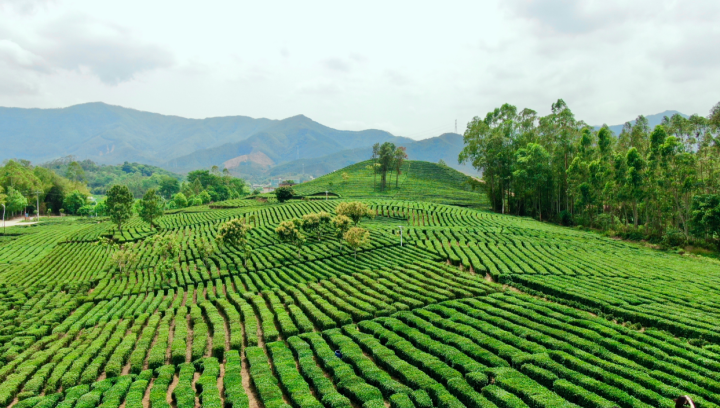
[376,142,396,191]
[106,184,134,233]
[139,188,164,229]
[393,146,408,188]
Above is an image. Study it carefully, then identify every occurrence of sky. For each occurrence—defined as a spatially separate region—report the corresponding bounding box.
[0,0,718,140]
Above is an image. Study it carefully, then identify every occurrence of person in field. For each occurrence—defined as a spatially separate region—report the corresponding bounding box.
[675,395,695,408]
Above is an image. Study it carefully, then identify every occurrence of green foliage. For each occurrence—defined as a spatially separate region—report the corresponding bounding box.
[275,186,294,203]
[106,184,134,233]
[172,192,188,208]
[690,194,720,248]
[138,189,164,228]
[336,201,373,225]
[460,99,720,247]
[344,227,370,259]
[276,218,306,258]
[216,218,253,266]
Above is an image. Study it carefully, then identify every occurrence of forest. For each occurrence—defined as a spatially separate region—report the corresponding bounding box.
[460,99,720,249]
[0,158,249,217]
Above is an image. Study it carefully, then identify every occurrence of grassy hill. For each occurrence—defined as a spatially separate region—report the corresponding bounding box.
[293,159,487,207]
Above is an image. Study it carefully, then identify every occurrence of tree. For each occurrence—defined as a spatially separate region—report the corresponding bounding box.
[341,172,350,183]
[344,227,370,259]
[111,242,139,276]
[513,143,551,220]
[331,215,352,248]
[173,192,188,208]
[198,191,212,204]
[376,142,397,191]
[5,186,27,216]
[139,189,164,229]
[275,186,294,203]
[158,176,180,199]
[62,190,87,215]
[106,185,134,234]
[336,201,373,225]
[301,211,332,240]
[438,159,447,167]
[690,194,720,249]
[216,218,254,267]
[393,146,408,188]
[275,218,305,258]
[65,161,86,183]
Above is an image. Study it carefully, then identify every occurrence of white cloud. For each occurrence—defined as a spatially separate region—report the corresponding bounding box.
[0,0,717,136]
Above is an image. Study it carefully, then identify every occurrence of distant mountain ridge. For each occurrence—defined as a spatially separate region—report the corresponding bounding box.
[0,102,467,180]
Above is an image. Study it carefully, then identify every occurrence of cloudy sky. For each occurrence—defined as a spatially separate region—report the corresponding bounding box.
[0,0,718,139]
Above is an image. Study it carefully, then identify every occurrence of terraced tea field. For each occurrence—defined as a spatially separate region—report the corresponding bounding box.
[2,193,720,408]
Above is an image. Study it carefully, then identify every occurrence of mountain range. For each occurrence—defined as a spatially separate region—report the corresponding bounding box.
[0,102,475,180]
[0,102,686,181]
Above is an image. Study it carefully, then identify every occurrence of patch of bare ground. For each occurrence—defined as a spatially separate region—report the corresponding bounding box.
[241,344,262,408]
[193,288,198,305]
[181,289,188,308]
[218,363,226,408]
[142,378,155,408]
[7,397,19,408]
[97,371,107,381]
[166,316,175,364]
[192,371,201,408]
[202,287,208,302]
[167,373,179,408]
[485,273,494,283]
[186,314,193,363]
[468,265,476,276]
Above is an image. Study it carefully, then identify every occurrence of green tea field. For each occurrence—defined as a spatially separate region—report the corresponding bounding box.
[2,162,720,408]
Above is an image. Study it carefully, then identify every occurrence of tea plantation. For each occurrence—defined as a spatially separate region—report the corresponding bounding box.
[1,161,720,408]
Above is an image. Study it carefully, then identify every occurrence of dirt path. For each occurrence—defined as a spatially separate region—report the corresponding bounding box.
[167,373,179,408]
[166,317,176,364]
[241,345,262,408]
[185,315,193,363]
[142,378,155,408]
[192,372,201,408]
[217,363,226,408]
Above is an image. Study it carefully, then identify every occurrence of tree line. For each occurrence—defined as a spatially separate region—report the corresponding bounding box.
[459,99,720,249]
[0,158,248,219]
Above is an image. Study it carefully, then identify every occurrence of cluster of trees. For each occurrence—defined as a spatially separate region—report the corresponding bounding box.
[42,156,181,197]
[460,99,720,249]
[0,159,91,217]
[370,142,408,191]
[275,201,374,258]
[164,167,248,208]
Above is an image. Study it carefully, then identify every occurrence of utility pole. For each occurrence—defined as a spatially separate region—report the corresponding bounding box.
[34,190,42,221]
[2,204,5,235]
[397,225,404,247]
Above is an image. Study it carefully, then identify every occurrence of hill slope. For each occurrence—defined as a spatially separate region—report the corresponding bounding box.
[293,159,486,207]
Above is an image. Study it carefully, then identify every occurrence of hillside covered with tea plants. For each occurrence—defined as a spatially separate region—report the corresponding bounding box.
[1,162,720,408]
